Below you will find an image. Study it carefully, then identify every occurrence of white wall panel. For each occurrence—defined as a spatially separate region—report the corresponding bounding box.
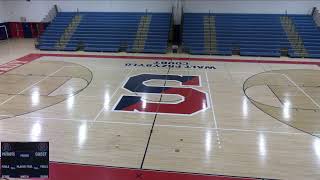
[1,0,320,22]
[183,0,320,14]
[2,0,173,22]
[0,1,6,22]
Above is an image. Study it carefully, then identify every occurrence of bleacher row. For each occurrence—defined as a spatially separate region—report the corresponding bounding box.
[183,13,320,58]
[291,15,320,58]
[38,12,320,58]
[38,12,171,53]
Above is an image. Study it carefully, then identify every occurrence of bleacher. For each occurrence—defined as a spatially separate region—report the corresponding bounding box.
[183,13,291,57]
[290,15,320,58]
[127,13,171,53]
[39,12,171,53]
[72,12,142,52]
[39,12,320,58]
[143,16,171,53]
[38,12,76,50]
[183,14,207,55]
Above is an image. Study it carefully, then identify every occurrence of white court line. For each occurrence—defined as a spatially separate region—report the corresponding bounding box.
[71,66,132,70]
[19,116,153,126]
[281,73,320,109]
[205,69,222,147]
[265,72,320,109]
[92,67,135,122]
[155,124,304,135]
[0,66,67,106]
[0,114,12,117]
[205,69,218,129]
[13,115,304,135]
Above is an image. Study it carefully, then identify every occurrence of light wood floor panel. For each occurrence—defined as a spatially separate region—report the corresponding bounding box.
[0,117,150,168]
[143,126,320,180]
[0,50,319,179]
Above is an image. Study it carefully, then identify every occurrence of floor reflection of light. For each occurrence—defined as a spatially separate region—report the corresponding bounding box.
[205,130,212,155]
[67,95,74,110]
[68,87,74,95]
[31,87,40,107]
[142,98,147,109]
[204,130,213,163]
[259,133,267,158]
[283,100,291,120]
[31,122,41,141]
[314,138,320,161]
[104,91,110,110]
[203,100,207,109]
[242,97,248,117]
[78,122,87,147]
[67,88,74,110]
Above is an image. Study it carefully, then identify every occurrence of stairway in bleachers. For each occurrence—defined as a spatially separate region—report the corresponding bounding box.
[183,13,292,57]
[72,12,142,52]
[290,15,320,58]
[38,12,77,50]
[131,15,152,52]
[280,16,308,58]
[203,16,217,54]
[38,12,171,54]
[55,14,82,50]
[129,13,171,53]
[184,13,320,58]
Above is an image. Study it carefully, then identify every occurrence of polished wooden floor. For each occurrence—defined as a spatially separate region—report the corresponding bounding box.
[0,40,320,180]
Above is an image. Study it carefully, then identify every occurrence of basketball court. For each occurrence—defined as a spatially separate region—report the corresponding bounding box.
[0,52,319,179]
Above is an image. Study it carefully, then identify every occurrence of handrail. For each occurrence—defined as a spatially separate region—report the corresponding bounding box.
[132,15,152,52]
[280,16,307,57]
[36,4,58,44]
[55,14,82,49]
[169,8,174,45]
[41,5,58,23]
[312,7,320,27]
[180,7,184,46]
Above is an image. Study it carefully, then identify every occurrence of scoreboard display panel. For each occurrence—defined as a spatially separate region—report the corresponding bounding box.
[1,142,49,178]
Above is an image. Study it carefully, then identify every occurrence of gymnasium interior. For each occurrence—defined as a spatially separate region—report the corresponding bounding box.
[0,0,320,180]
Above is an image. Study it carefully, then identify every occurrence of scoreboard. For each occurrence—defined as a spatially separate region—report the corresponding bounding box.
[1,142,49,178]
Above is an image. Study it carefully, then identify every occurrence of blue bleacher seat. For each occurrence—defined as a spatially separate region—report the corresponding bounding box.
[39,12,171,53]
[183,13,291,57]
[290,15,320,58]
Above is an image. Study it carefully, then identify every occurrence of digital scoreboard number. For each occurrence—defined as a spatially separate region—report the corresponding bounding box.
[1,142,49,178]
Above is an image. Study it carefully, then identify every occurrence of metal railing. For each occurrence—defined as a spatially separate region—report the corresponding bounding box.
[55,13,82,50]
[204,12,217,55]
[35,5,59,48]
[280,16,308,57]
[41,5,58,23]
[312,7,320,27]
[132,13,152,52]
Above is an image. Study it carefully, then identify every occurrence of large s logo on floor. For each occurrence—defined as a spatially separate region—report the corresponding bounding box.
[113,74,209,115]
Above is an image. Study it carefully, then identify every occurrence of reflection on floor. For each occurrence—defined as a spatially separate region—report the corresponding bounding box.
[0,49,320,179]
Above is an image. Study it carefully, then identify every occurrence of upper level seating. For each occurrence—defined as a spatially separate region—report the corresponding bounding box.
[39,12,171,53]
[290,15,320,58]
[183,13,291,57]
